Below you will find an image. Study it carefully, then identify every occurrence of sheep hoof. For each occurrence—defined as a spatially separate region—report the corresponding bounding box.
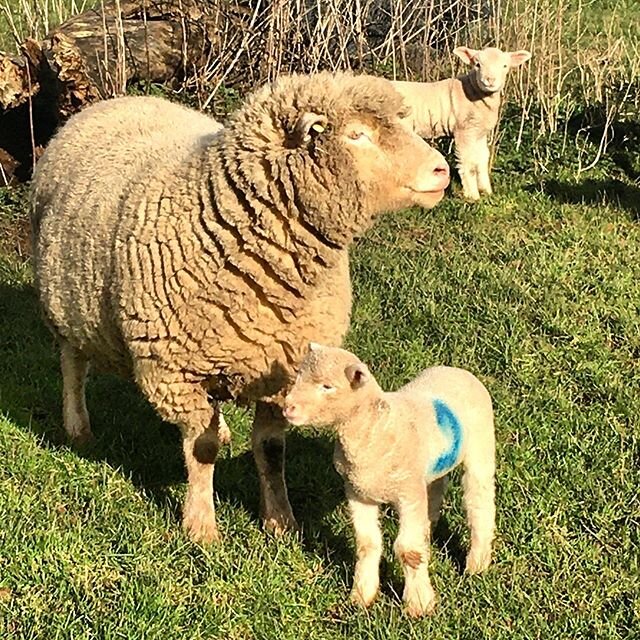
[263,513,299,537]
[350,584,378,608]
[403,585,437,617]
[69,429,96,450]
[465,549,492,574]
[183,511,221,544]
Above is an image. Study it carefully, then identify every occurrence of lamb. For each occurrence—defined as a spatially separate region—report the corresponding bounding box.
[283,343,495,617]
[392,46,531,201]
[31,72,450,544]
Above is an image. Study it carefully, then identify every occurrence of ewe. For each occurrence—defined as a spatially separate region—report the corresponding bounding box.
[284,344,495,617]
[393,46,531,200]
[31,72,450,544]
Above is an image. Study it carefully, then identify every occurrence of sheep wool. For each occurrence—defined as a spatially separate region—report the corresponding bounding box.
[284,344,496,617]
[31,71,450,544]
[393,46,531,200]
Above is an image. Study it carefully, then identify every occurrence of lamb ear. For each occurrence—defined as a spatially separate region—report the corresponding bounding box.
[292,112,329,147]
[508,50,532,67]
[453,46,478,65]
[345,363,370,389]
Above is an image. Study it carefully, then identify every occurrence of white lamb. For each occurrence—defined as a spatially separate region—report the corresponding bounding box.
[393,46,531,200]
[283,344,495,617]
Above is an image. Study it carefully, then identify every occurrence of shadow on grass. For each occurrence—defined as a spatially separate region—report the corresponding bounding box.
[533,178,640,218]
[0,280,470,582]
[0,281,345,554]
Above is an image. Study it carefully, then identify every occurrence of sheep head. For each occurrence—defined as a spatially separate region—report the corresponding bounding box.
[223,72,449,250]
[283,343,380,427]
[454,46,532,94]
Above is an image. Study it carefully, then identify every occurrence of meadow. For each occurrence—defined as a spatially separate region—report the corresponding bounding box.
[0,0,639,638]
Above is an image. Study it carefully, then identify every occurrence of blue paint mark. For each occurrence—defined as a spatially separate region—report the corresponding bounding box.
[431,399,462,475]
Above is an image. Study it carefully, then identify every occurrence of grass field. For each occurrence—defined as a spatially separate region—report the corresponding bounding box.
[0,118,639,638]
[1,0,639,637]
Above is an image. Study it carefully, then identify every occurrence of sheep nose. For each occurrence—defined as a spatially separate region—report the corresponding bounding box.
[283,403,297,419]
[434,163,449,178]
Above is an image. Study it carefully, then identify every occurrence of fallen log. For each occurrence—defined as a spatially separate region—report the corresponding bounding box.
[0,0,219,183]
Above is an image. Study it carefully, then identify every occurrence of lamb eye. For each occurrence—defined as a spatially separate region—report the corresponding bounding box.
[321,383,335,392]
[348,131,365,140]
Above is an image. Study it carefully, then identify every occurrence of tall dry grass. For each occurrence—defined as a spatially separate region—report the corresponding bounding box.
[1,0,638,171]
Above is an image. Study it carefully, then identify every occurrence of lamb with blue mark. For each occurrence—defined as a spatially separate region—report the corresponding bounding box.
[283,344,496,617]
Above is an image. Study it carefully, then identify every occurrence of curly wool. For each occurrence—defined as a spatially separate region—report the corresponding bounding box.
[32,72,414,410]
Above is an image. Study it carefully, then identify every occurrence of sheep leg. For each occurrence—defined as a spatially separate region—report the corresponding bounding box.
[427,475,448,528]
[251,401,297,535]
[454,132,481,201]
[476,136,493,195]
[135,362,221,543]
[462,459,495,573]
[394,488,436,617]
[60,340,93,446]
[346,486,382,607]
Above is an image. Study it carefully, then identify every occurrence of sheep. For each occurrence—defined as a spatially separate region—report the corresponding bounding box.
[31,72,450,544]
[392,46,531,201]
[283,343,495,617]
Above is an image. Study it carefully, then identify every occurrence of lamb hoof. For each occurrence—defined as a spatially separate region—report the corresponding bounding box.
[403,586,437,618]
[465,550,492,574]
[350,584,378,608]
[183,511,221,544]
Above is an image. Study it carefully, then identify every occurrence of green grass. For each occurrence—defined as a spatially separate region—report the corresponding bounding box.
[0,121,638,639]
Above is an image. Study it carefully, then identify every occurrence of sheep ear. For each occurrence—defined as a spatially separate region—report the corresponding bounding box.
[292,112,329,147]
[345,363,370,389]
[508,50,532,67]
[453,46,478,65]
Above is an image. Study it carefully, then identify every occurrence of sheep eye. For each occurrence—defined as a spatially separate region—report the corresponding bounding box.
[348,131,366,140]
[321,384,335,392]
[503,64,508,68]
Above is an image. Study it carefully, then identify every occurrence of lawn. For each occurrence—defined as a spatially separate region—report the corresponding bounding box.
[1,0,639,636]
[0,117,638,638]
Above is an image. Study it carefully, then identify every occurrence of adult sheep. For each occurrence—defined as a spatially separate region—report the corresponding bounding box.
[31,72,450,543]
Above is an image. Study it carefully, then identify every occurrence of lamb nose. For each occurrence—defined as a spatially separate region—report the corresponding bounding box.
[434,164,449,177]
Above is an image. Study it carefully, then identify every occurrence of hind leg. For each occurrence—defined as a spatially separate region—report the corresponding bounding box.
[252,401,297,535]
[476,136,493,195]
[462,459,495,573]
[427,475,448,529]
[60,340,93,445]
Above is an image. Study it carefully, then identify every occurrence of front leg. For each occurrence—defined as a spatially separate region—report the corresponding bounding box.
[252,401,297,535]
[346,485,383,608]
[394,487,436,617]
[135,360,222,544]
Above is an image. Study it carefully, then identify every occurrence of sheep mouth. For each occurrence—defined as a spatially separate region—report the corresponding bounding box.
[406,180,450,195]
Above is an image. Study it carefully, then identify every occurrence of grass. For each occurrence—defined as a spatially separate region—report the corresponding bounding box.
[0,117,639,638]
[0,0,639,636]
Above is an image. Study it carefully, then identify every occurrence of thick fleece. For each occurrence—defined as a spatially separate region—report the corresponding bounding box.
[284,344,495,617]
[393,46,531,200]
[31,72,450,544]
